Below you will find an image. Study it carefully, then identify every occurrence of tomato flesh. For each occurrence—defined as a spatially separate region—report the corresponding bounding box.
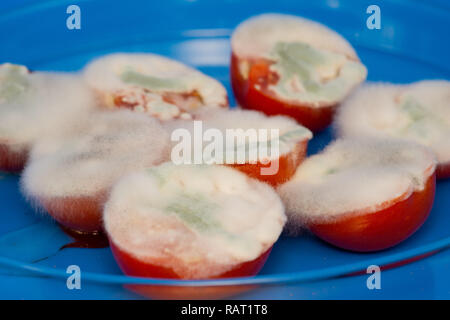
[309,172,436,252]
[0,143,28,172]
[111,89,228,121]
[39,192,106,233]
[229,139,308,186]
[230,53,336,132]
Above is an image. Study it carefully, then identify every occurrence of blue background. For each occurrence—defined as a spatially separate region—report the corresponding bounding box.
[0,0,449,299]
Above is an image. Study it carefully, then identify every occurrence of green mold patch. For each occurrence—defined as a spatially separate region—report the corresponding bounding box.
[120,68,186,91]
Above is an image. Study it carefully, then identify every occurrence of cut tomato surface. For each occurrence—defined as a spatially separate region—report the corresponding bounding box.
[231,54,336,132]
[83,53,228,121]
[103,163,286,299]
[335,81,450,179]
[1,64,96,168]
[230,14,366,132]
[309,172,436,252]
[278,138,437,252]
[165,107,312,186]
[111,89,228,121]
[21,110,171,234]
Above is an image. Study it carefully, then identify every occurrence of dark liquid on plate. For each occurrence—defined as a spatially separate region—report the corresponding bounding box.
[60,226,109,249]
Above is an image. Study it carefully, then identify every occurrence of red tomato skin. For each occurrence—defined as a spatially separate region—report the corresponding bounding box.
[229,139,308,186]
[309,172,436,252]
[230,54,337,132]
[38,192,106,233]
[109,240,272,299]
[437,162,450,179]
[110,239,272,279]
[0,143,28,172]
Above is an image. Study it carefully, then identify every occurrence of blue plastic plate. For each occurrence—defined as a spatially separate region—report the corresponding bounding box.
[0,0,449,299]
